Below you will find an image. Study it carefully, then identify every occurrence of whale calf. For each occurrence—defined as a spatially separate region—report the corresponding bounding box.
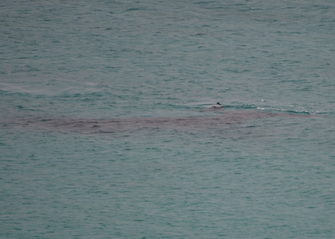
[210,102,224,109]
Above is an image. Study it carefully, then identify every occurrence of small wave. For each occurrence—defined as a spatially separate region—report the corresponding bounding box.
[200,102,319,115]
[226,104,258,110]
[0,81,104,98]
[255,105,316,115]
[0,83,46,96]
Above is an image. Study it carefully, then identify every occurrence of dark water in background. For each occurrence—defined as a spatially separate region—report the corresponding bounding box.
[1,0,335,238]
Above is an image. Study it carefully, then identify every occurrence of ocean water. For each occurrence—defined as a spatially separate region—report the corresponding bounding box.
[1,0,335,238]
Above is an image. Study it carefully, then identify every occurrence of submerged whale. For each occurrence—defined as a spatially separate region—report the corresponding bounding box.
[2,110,315,134]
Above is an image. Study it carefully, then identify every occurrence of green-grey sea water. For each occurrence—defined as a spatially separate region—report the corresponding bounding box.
[1,0,334,238]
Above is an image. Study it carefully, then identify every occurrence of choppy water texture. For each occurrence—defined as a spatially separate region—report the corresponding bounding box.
[1,0,335,238]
